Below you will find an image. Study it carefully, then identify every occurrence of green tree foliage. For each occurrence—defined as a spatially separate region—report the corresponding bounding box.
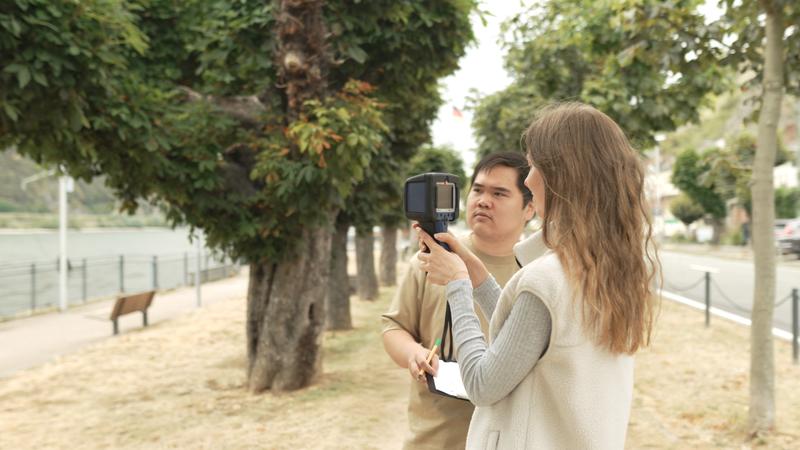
[693,132,790,215]
[472,0,728,158]
[407,145,468,187]
[774,187,800,219]
[720,0,800,98]
[0,0,147,154]
[470,84,541,156]
[672,149,726,219]
[670,194,704,227]
[332,1,476,232]
[0,1,395,263]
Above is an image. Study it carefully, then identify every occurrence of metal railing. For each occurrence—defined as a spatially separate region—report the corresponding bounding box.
[0,252,240,319]
[663,272,799,365]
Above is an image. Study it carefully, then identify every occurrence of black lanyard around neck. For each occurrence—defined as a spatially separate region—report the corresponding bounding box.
[439,302,455,362]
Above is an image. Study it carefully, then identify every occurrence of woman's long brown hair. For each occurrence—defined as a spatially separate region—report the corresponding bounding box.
[524,102,659,354]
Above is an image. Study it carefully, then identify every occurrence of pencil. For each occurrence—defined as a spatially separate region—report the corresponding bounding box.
[418,337,442,377]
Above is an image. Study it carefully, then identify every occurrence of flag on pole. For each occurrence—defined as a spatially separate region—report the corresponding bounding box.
[452,106,463,119]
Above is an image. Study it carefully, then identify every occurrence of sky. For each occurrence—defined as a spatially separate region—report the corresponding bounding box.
[430,2,524,171]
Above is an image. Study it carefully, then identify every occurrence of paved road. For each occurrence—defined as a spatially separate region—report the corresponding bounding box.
[660,250,800,333]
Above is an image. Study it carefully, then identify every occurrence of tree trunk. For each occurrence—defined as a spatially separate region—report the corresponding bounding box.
[749,2,783,435]
[710,217,724,245]
[244,0,333,393]
[275,0,328,122]
[355,228,379,300]
[327,217,352,330]
[380,225,398,286]
[246,223,332,392]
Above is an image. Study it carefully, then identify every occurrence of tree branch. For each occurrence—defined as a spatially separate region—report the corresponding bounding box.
[655,9,735,53]
[178,86,268,129]
[758,0,778,17]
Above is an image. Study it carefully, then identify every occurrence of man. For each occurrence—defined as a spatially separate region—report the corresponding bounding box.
[381,152,534,449]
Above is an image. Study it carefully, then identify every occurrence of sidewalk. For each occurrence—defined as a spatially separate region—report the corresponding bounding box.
[660,241,800,266]
[0,269,249,378]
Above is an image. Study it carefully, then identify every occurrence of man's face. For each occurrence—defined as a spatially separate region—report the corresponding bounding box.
[466,166,534,242]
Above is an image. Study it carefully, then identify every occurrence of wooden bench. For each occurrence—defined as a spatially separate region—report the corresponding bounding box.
[109,291,155,335]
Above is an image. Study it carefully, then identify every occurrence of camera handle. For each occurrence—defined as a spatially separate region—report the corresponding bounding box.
[419,220,451,252]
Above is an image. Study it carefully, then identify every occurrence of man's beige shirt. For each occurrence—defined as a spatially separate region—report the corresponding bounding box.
[381,234,520,450]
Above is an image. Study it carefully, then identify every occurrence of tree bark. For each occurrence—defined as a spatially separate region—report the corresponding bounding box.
[246,223,332,392]
[243,0,333,393]
[355,228,379,301]
[380,225,398,286]
[275,0,328,122]
[710,217,725,246]
[327,217,352,330]
[749,1,783,435]
[178,86,267,130]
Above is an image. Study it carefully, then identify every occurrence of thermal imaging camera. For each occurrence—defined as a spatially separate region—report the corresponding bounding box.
[404,172,459,252]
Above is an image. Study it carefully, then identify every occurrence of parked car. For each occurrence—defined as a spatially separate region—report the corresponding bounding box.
[776,219,800,255]
[774,218,792,238]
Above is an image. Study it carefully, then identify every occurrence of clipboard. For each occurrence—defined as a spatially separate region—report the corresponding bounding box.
[425,360,469,401]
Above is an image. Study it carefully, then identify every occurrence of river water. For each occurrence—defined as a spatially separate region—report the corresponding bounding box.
[0,228,203,264]
[0,228,227,317]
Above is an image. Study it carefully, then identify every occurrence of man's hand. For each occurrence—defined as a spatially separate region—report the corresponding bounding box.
[408,345,439,383]
[383,330,440,383]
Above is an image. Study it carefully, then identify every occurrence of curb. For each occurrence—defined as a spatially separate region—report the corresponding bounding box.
[660,289,794,342]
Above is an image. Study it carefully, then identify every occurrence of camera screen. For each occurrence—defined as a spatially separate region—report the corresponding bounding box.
[406,182,426,213]
[436,183,455,212]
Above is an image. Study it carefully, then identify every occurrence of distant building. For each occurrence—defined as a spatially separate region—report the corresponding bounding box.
[645,168,682,238]
[774,162,798,189]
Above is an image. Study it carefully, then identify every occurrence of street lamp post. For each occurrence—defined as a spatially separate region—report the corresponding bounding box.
[21,167,72,312]
[195,231,202,307]
[58,175,68,311]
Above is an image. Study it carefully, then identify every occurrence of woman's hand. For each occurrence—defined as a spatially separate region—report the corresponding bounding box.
[414,225,490,288]
[415,227,470,286]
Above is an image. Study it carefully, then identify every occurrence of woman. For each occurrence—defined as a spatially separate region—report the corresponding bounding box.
[417,102,659,449]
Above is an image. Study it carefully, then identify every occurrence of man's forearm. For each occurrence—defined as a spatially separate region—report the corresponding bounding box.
[382,329,424,368]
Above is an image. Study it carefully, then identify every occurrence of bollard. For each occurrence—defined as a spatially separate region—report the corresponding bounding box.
[119,255,125,292]
[30,263,36,311]
[152,255,158,289]
[704,271,711,327]
[82,258,87,302]
[793,288,798,365]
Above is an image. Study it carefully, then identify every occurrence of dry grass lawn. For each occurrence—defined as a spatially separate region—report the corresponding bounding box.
[0,282,798,449]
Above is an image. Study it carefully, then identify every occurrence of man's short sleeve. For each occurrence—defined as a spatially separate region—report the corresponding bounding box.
[381,254,425,340]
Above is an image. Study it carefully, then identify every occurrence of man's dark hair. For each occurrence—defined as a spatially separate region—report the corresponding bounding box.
[470,152,532,207]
